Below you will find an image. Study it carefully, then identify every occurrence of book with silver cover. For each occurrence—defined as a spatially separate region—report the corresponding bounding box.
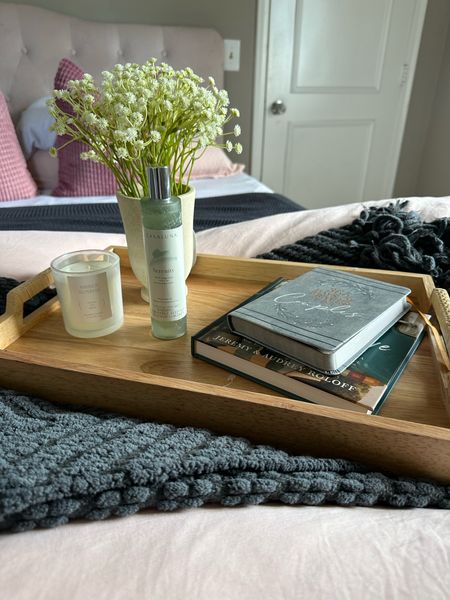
[227,268,411,373]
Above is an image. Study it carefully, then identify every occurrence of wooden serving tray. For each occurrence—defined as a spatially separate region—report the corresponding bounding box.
[1,248,450,483]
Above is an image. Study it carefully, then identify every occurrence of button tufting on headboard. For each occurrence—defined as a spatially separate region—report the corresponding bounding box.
[0,2,224,122]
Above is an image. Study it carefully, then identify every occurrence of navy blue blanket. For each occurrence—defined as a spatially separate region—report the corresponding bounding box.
[0,193,301,233]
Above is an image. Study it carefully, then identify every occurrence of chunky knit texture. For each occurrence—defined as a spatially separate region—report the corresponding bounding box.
[1,391,450,533]
[258,201,450,290]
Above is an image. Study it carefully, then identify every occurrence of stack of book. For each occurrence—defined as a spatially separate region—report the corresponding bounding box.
[191,268,427,414]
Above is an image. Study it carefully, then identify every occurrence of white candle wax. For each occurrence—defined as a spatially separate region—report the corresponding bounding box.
[51,251,124,338]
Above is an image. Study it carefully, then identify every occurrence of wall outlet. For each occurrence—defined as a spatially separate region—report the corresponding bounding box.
[224,39,241,72]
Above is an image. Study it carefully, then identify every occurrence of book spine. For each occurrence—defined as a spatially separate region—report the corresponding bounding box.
[191,278,286,356]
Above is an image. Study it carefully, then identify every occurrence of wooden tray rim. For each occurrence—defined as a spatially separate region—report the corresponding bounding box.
[0,247,449,429]
[2,249,450,482]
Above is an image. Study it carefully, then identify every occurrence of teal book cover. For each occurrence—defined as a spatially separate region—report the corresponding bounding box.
[286,311,425,412]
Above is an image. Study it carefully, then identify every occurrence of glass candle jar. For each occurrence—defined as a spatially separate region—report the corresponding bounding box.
[51,249,124,338]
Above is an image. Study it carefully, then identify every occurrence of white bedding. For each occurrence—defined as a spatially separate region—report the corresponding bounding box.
[2,505,450,600]
[0,172,272,207]
[197,196,450,257]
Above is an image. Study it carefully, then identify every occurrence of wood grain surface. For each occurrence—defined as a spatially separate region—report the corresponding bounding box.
[1,250,450,482]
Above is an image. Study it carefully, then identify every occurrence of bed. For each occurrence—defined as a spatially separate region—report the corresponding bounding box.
[2,4,450,600]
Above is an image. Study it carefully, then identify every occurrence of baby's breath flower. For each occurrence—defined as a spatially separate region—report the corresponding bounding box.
[114,103,130,116]
[97,118,109,131]
[55,122,67,135]
[83,112,98,126]
[113,130,126,141]
[80,150,97,160]
[218,90,229,104]
[225,140,233,152]
[149,130,161,143]
[52,90,69,101]
[234,124,241,137]
[124,127,138,141]
[230,108,240,117]
[132,113,144,126]
[234,143,243,155]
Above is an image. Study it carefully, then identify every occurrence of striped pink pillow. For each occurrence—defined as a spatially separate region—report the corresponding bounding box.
[52,58,117,197]
[0,92,37,202]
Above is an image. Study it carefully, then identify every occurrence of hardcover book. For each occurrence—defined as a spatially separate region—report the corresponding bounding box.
[227,267,411,373]
[192,281,425,414]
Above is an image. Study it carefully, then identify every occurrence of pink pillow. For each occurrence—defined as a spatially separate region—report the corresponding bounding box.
[190,146,245,179]
[52,58,117,197]
[0,92,37,202]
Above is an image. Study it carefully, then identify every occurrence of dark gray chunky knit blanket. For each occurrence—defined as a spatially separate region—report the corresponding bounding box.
[2,391,450,533]
[2,201,450,533]
[258,201,450,290]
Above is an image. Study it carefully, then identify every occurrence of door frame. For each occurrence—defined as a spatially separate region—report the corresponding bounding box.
[251,0,428,195]
[251,0,270,179]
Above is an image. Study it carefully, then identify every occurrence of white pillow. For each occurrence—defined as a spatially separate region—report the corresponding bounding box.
[16,96,56,158]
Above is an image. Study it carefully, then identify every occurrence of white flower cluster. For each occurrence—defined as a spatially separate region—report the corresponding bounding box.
[47,59,242,197]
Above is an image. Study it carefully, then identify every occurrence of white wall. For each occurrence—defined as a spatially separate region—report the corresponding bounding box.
[416,6,450,196]
[394,0,450,198]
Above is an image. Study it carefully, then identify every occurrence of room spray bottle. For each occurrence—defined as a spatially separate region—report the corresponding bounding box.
[141,166,187,339]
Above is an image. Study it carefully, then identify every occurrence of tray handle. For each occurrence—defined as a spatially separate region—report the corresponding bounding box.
[0,268,59,350]
[432,288,450,357]
[430,288,450,421]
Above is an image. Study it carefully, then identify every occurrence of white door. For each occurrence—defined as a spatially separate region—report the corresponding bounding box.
[260,0,427,208]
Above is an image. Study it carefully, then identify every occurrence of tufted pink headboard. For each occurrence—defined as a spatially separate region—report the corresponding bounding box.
[0,3,224,122]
